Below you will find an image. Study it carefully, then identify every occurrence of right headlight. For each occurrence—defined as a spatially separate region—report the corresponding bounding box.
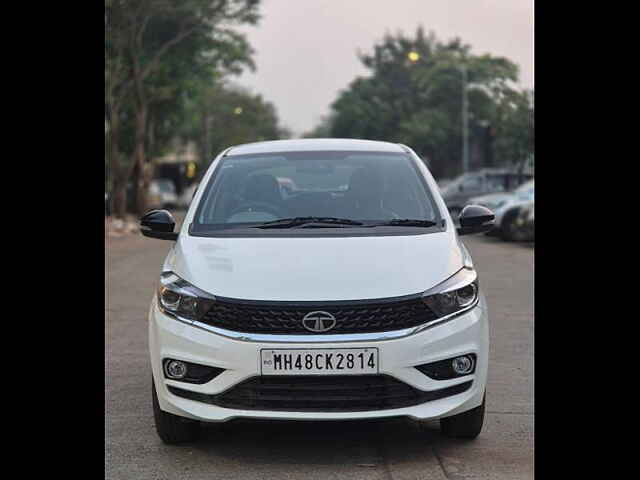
[422,267,479,318]
[157,272,216,322]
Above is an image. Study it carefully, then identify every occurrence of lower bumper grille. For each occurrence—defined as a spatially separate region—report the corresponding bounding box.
[168,376,472,412]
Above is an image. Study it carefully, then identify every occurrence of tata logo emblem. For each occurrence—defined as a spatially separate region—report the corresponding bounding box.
[301,311,337,333]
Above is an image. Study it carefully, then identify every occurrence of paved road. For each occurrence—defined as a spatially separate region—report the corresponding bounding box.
[106,225,533,480]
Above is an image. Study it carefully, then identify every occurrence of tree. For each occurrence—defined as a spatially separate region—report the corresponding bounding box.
[323,28,533,179]
[492,89,534,169]
[106,0,260,217]
[181,82,290,170]
[302,114,334,138]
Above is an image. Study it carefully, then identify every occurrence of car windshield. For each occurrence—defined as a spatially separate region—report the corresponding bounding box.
[193,150,441,231]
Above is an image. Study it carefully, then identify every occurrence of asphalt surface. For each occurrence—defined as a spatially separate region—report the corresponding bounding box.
[105,220,533,480]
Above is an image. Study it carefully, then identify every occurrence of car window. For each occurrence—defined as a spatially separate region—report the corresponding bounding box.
[194,150,441,229]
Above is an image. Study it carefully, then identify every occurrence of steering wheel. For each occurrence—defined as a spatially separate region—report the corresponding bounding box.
[228,201,286,219]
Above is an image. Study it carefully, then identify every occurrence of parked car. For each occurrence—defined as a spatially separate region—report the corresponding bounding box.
[149,179,178,209]
[514,200,534,242]
[484,180,534,241]
[440,169,533,220]
[140,138,494,444]
[177,183,199,210]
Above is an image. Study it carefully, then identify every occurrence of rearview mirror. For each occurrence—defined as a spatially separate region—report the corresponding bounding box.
[457,205,495,236]
[140,209,178,240]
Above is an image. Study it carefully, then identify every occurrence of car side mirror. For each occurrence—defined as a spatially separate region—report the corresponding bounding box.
[457,205,495,236]
[140,209,178,240]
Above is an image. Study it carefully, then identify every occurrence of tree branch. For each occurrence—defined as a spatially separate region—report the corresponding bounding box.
[140,20,200,81]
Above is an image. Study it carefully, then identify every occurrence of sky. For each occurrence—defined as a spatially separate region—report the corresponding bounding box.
[235,0,533,137]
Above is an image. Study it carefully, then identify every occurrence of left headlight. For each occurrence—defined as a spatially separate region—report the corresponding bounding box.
[422,267,479,318]
[157,272,216,321]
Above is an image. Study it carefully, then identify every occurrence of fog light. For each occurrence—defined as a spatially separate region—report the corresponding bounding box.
[452,355,474,375]
[165,360,188,379]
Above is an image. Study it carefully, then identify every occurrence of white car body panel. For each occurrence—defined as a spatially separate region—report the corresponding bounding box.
[227,138,405,155]
[166,232,463,302]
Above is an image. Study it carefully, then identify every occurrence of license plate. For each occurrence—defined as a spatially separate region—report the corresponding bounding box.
[260,348,379,375]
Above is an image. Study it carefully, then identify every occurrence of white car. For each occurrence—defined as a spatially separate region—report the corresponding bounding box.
[140,139,494,444]
[149,179,179,209]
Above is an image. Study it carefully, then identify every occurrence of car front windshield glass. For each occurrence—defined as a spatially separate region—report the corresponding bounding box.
[193,150,441,231]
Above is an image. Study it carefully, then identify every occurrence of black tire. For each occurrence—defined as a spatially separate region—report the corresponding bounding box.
[152,379,200,444]
[440,394,485,439]
[500,209,526,242]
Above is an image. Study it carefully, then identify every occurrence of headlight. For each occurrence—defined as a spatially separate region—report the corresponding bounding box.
[157,272,216,321]
[422,267,479,317]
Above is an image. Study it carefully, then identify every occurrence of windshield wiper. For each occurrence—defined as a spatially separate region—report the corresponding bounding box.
[367,219,439,227]
[253,217,364,229]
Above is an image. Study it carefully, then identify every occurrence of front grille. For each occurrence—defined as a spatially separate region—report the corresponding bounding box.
[168,376,472,412]
[199,295,438,334]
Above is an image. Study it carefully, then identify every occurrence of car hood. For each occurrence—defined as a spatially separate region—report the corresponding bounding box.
[164,231,464,301]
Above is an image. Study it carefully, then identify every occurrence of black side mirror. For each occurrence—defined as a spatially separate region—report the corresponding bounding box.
[457,205,495,236]
[140,209,178,241]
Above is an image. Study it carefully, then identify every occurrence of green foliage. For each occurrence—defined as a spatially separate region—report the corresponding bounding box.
[301,115,333,138]
[181,82,291,170]
[324,27,534,178]
[106,0,260,154]
[105,0,264,215]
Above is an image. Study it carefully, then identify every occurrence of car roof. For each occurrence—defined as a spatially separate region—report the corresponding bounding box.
[225,138,407,156]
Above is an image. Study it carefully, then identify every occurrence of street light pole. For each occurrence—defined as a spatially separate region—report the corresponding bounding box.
[461,65,469,174]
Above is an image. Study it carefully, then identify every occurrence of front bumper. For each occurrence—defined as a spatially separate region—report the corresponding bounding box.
[149,295,489,422]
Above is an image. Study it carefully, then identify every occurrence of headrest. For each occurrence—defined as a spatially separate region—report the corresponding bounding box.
[243,174,282,204]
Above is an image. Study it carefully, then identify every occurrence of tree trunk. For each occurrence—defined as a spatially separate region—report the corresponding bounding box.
[112,174,128,219]
[132,105,148,215]
[108,114,128,219]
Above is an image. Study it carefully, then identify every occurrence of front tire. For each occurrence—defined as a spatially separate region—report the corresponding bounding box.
[440,394,485,439]
[152,378,200,444]
[500,210,526,242]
